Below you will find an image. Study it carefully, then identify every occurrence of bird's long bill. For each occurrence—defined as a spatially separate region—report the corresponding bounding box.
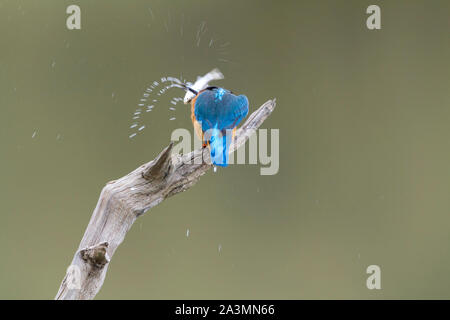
[172,83,198,96]
[186,87,198,95]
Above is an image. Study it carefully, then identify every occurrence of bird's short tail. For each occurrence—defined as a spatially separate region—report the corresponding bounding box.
[209,128,231,167]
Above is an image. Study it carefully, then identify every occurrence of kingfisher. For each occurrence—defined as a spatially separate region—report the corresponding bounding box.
[183,85,249,167]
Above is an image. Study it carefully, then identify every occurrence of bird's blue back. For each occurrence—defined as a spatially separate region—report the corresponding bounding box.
[193,87,249,167]
[194,88,249,133]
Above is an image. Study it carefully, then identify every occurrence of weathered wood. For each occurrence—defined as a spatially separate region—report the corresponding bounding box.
[55,98,276,300]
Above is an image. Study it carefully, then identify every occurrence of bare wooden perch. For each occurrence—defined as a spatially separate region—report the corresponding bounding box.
[55,99,276,300]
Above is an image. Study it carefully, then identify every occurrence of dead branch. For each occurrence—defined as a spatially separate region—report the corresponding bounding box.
[55,98,276,300]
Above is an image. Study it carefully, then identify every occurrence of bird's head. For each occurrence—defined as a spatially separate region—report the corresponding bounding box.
[182,68,224,104]
[183,86,198,104]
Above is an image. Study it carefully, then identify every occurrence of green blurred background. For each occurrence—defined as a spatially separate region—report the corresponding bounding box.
[1,0,449,299]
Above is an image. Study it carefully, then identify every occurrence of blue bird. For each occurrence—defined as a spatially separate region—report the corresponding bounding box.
[188,87,249,167]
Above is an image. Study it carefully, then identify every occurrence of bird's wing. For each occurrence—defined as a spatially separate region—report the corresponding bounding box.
[195,90,249,133]
[219,93,249,130]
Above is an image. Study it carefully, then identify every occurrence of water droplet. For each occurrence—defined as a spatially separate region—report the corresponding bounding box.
[129,133,137,138]
[129,76,192,138]
[186,229,190,238]
[32,131,37,138]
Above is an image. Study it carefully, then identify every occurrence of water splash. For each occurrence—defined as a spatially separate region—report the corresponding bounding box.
[196,21,207,47]
[128,76,188,139]
[127,12,233,140]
